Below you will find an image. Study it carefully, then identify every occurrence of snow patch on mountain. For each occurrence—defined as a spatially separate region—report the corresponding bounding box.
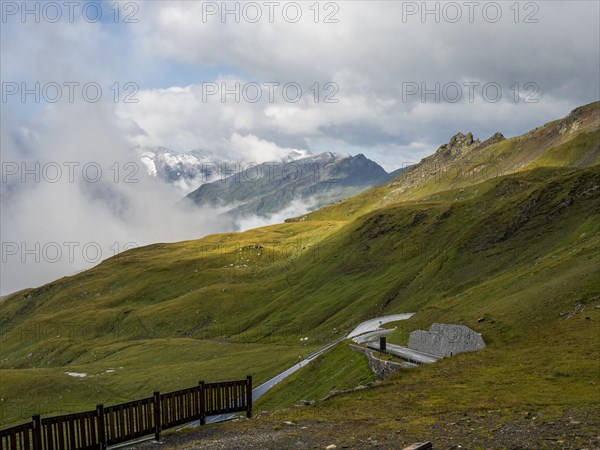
[282,149,314,162]
[139,152,157,176]
[135,146,320,193]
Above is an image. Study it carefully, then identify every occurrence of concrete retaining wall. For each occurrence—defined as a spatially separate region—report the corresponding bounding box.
[349,344,405,379]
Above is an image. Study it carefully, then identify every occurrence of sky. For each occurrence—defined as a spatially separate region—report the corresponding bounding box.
[1,0,599,294]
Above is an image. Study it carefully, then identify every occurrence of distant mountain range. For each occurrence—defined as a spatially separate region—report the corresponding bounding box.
[182,151,404,220]
[136,146,403,221]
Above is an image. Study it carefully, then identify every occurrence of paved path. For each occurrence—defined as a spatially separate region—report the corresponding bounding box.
[351,328,395,344]
[347,313,415,338]
[367,342,439,364]
[251,338,344,401]
[183,313,415,428]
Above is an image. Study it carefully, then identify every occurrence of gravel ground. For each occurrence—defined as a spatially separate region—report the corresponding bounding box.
[128,408,600,449]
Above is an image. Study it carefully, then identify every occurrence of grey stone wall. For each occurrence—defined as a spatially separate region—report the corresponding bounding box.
[407,323,485,357]
[349,344,405,379]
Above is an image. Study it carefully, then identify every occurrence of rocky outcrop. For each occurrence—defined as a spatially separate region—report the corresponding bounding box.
[407,323,485,358]
[480,132,506,148]
[435,132,479,159]
[433,131,506,160]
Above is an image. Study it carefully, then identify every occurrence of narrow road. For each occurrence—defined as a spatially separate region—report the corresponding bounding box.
[367,342,439,364]
[251,338,343,400]
[347,313,415,338]
[184,313,415,427]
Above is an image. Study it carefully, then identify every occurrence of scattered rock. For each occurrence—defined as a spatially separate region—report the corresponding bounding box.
[326,445,337,449]
[296,399,316,407]
[322,390,343,401]
[565,302,586,319]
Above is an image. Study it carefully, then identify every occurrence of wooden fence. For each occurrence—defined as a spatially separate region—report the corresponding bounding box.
[0,376,252,450]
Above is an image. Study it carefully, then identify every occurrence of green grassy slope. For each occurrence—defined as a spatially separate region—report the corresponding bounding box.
[250,306,599,447]
[1,103,598,433]
[255,343,377,413]
[254,164,600,412]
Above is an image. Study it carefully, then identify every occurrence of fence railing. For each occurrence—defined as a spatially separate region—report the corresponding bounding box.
[104,397,154,447]
[0,376,252,450]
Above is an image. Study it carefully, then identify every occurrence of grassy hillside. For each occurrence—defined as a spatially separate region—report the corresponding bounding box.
[1,104,598,442]
[245,306,599,448]
[300,102,599,222]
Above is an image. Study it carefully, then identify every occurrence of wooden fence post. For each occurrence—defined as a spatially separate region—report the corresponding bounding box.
[199,381,206,426]
[32,414,42,450]
[96,404,106,449]
[153,391,161,442]
[246,375,252,419]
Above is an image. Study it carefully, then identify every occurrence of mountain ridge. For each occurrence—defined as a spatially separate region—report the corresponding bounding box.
[295,101,599,222]
[184,151,401,221]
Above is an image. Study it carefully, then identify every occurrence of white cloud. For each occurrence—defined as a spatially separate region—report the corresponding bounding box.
[0,101,231,294]
[236,197,318,232]
[229,133,303,162]
[1,0,598,293]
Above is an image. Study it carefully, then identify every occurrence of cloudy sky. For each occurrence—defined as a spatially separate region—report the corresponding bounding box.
[1,0,599,294]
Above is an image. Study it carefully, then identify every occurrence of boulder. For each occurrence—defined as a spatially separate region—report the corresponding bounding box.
[407,323,485,357]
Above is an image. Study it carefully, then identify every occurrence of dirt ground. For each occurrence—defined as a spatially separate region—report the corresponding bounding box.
[129,407,600,449]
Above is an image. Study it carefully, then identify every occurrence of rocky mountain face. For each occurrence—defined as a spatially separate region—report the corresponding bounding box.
[184,152,401,219]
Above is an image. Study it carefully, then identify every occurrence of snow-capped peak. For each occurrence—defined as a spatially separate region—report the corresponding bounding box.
[281,149,313,162]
